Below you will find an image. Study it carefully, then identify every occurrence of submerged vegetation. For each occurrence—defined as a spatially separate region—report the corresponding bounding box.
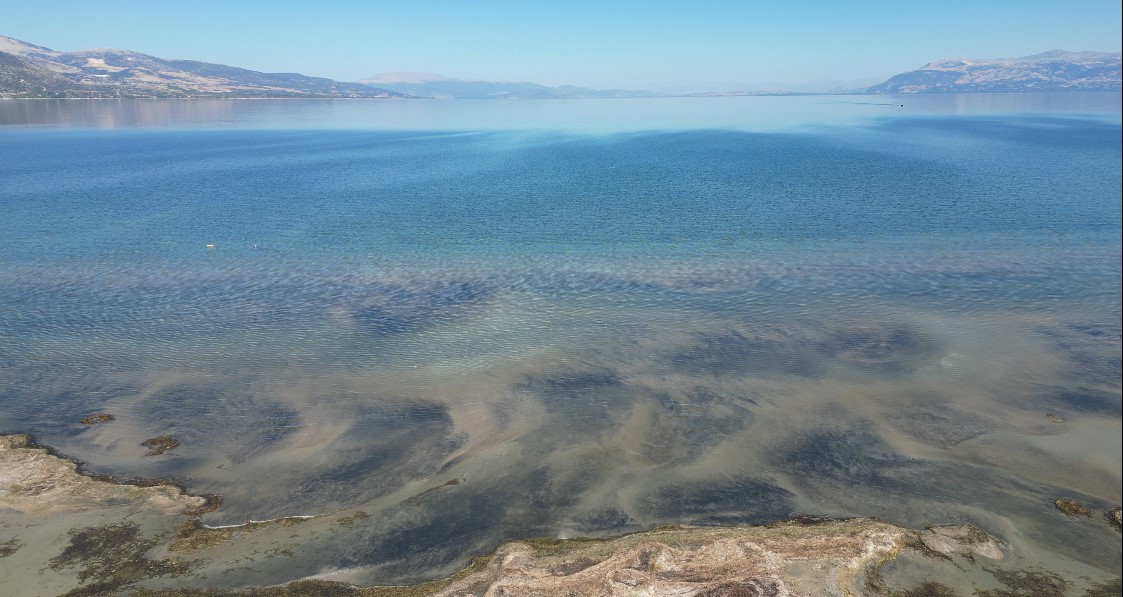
[141,436,181,457]
[0,537,22,558]
[49,523,192,596]
[1054,499,1094,517]
[170,517,314,553]
[976,568,1070,597]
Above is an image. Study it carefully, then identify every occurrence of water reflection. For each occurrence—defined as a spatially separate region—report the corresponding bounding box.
[1,93,1119,132]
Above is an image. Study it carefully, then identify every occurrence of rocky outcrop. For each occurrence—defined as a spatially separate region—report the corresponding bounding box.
[422,520,908,596]
[0,433,205,515]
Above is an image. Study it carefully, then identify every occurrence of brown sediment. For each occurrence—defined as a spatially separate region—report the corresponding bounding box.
[1054,498,1094,517]
[142,435,181,456]
[78,413,115,425]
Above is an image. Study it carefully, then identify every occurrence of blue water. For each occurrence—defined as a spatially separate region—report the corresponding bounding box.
[0,96,1120,585]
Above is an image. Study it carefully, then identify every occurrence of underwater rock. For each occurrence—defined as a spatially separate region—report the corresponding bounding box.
[141,435,180,457]
[1054,498,1094,518]
[78,413,114,425]
[916,525,1005,561]
[1107,506,1122,532]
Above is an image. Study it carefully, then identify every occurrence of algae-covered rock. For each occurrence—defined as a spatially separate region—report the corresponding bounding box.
[142,436,181,456]
[916,525,1005,561]
[1106,506,1122,532]
[78,413,115,425]
[1054,498,1093,517]
[977,568,1070,597]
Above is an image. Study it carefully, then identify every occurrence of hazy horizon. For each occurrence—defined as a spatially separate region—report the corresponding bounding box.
[4,0,1121,91]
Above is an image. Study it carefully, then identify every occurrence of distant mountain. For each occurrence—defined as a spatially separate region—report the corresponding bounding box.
[868,50,1121,94]
[0,34,406,98]
[361,72,655,99]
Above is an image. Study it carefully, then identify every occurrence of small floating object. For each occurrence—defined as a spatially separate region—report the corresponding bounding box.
[206,244,215,249]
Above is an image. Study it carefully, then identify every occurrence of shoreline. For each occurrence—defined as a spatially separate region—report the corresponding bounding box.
[2,432,1119,596]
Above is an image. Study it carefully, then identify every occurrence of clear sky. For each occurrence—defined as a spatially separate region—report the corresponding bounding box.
[4,0,1121,91]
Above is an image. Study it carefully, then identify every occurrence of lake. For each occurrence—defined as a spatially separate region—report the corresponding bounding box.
[0,95,1120,589]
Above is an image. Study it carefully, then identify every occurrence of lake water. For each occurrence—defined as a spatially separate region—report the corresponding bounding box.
[0,95,1120,587]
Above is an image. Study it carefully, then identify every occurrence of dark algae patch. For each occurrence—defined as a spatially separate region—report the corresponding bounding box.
[0,537,22,558]
[142,435,180,456]
[897,582,959,597]
[182,493,225,516]
[695,580,783,596]
[1053,498,1093,517]
[1083,578,1123,597]
[976,568,1070,597]
[48,522,192,596]
[334,510,371,527]
[79,413,114,425]
[170,517,313,553]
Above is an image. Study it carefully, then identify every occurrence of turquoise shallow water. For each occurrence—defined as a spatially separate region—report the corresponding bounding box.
[0,95,1120,585]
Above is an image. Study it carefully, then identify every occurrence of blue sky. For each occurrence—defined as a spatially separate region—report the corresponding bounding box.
[4,0,1121,91]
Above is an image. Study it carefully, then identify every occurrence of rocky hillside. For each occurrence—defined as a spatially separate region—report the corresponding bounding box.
[868,50,1121,93]
[0,34,406,98]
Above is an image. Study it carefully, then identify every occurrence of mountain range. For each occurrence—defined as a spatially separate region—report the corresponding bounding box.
[867,50,1121,93]
[360,72,655,99]
[1,34,1120,99]
[0,35,405,98]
